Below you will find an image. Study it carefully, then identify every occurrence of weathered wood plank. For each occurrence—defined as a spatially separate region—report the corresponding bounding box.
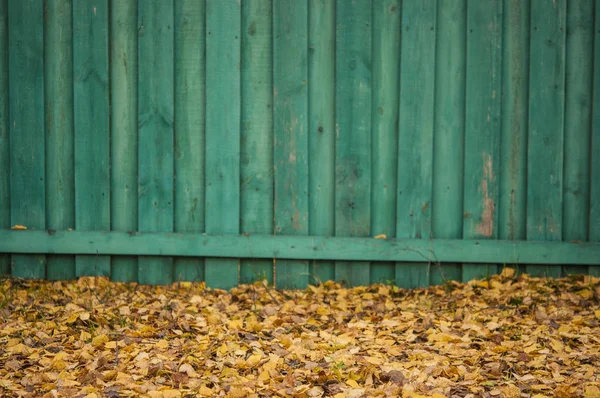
[396,0,436,288]
[499,0,529,276]
[335,0,372,287]
[526,0,566,278]
[431,0,465,284]
[0,0,9,275]
[174,0,205,283]
[110,0,138,282]
[274,0,309,289]
[45,0,75,280]
[73,0,110,277]
[308,0,335,284]
[590,0,600,277]
[138,1,175,285]
[462,0,502,282]
[563,0,593,276]
[2,231,600,267]
[8,0,46,278]
[240,0,273,285]
[205,0,241,289]
[371,0,400,284]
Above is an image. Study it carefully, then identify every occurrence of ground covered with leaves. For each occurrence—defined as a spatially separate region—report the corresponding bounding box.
[1,270,600,398]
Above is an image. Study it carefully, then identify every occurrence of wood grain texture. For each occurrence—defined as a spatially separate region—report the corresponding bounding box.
[396,0,436,288]
[45,0,75,280]
[138,1,175,285]
[9,0,46,278]
[431,0,466,284]
[0,0,9,275]
[240,0,273,285]
[110,0,138,282]
[335,0,372,287]
[274,0,309,289]
[174,0,205,283]
[526,0,566,278]
[73,0,110,277]
[308,0,335,284]
[205,0,241,289]
[462,0,502,282]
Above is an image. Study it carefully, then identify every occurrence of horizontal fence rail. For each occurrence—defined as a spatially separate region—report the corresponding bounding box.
[0,0,599,288]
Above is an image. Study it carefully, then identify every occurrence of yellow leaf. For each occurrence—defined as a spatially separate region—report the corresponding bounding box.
[258,370,270,382]
[197,385,213,397]
[80,312,90,321]
[92,334,109,348]
[585,385,600,398]
[246,353,262,367]
[66,313,79,324]
[374,234,387,239]
[594,310,600,319]
[11,225,27,230]
[500,267,515,279]
[346,379,359,388]
[155,339,169,350]
[161,390,181,398]
[80,331,92,342]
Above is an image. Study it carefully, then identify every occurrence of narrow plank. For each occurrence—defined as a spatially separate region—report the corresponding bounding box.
[205,0,241,289]
[138,1,175,285]
[335,0,372,287]
[0,0,9,275]
[431,0,466,284]
[308,0,335,285]
[590,0,600,277]
[371,0,400,284]
[499,0,529,276]
[462,0,502,282]
[174,0,205,283]
[3,230,600,266]
[8,0,45,278]
[563,0,593,276]
[396,0,436,288]
[45,0,75,281]
[73,0,110,277]
[240,0,273,285]
[110,0,138,282]
[273,0,309,289]
[526,0,566,278]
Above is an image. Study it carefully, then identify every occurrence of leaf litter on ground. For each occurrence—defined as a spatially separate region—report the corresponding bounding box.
[1,268,600,398]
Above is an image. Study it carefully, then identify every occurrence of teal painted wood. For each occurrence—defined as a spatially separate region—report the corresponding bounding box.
[110,0,138,283]
[308,0,335,285]
[590,0,600,277]
[174,0,205,283]
[0,0,9,275]
[3,230,600,266]
[335,0,372,287]
[462,0,502,282]
[396,0,436,288]
[205,0,241,289]
[431,0,466,284]
[8,0,45,279]
[526,0,566,278]
[73,0,110,277]
[45,0,75,281]
[273,0,309,289]
[138,1,175,285]
[563,0,593,276]
[240,0,273,285]
[371,0,400,284]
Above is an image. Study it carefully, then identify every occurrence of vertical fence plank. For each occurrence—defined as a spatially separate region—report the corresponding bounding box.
[8,0,45,278]
[396,0,436,288]
[526,0,566,278]
[111,0,138,282]
[45,0,75,280]
[370,0,400,284]
[274,0,309,289]
[499,0,529,275]
[462,0,502,282]
[205,0,241,289]
[73,0,110,277]
[308,0,335,285]
[240,0,273,285]
[335,0,372,287]
[0,0,9,275]
[174,0,205,283]
[563,0,593,276]
[590,0,600,277]
[431,0,465,285]
[138,1,175,285]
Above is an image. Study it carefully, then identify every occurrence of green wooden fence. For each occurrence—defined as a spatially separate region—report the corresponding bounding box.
[1,0,599,289]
